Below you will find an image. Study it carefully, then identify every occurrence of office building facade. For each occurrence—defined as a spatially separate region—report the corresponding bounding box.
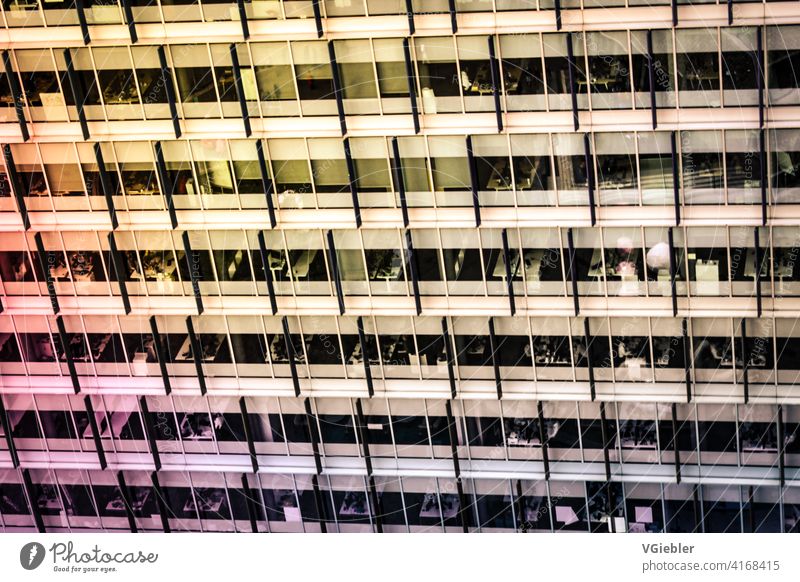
[0,0,799,533]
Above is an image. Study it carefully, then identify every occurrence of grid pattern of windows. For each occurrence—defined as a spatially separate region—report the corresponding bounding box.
[1,2,800,535]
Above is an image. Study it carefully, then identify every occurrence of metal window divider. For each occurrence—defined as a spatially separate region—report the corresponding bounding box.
[62,48,90,140]
[404,0,414,36]
[75,0,90,45]
[402,39,420,134]
[514,480,525,532]
[138,395,162,471]
[670,0,678,27]
[404,230,422,315]
[727,0,733,25]
[153,141,178,229]
[235,0,250,40]
[326,230,346,315]
[311,0,323,38]
[157,46,181,139]
[185,316,207,396]
[181,231,204,315]
[150,472,171,532]
[583,133,596,226]
[488,317,503,400]
[93,143,119,229]
[646,30,657,130]
[115,471,138,533]
[754,227,763,317]
[583,318,596,401]
[599,401,611,481]
[83,395,107,470]
[21,468,46,532]
[3,144,29,230]
[55,315,81,394]
[671,131,681,225]
[501,229,516,316]
[447,0,457,33]
[107,232,132,315]
[311,474,328,533]
[148,315,172,395]
[566,33,579,131]
[121,0,137,43]
[759,128,767,227]
[740,318,749,404]
[554,0,562,30]
[33,232,60,315]
[2,51,29,141]
[367,475,383,533]
[240,474,259,533]
[229,43,252,137]
[304,398,323,476]
[343,137,362,227]
[391,136,410,226]
[682,318,691,403]
[757,26,765,130]
[668,227,678,317]
[441,317,457,399]
[536,401,551,480]
[466,136,481,227]
[488,35,503,133]
[671,402,682,484]
[255,140,277,228]
[455,475,469,533]
[354,400,373,477]
[445,400,461,481]
[327,41,347,136]
[356,317,374,397]
[567,227,580,315]
[256,231,279,315]
[777,405,785,487]
[239,397,259,473]
[282,316,301,396]
[0,394,20,468]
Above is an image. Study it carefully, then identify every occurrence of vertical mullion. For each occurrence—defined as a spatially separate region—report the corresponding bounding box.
[404,230,422,315]
[646,29,657,130]
[154,142,178,229]
[501,229,516,316]
[326,230,346,315]
[107,232,132,315]
[157,46,181,139]
[282,316,301,397]
[55,316,81,394]
[148,316,172,395]
[63,48,90,140]
[466,136,481,227]
[229,43,252,137]
[94,143,118,229]
[391,137,410,227]
[441,317,457,399]
[343,138,361,227]
[256,231,279,315]
[185,316,207,396]
[121,0,138,43]
[255,141,277,228]
[3,144,29,230]
[402,39,420,134]
[181,231,204,315]
[2,51,29,141]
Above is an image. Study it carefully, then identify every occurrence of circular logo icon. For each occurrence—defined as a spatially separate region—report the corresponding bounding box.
[19,542,46,570]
